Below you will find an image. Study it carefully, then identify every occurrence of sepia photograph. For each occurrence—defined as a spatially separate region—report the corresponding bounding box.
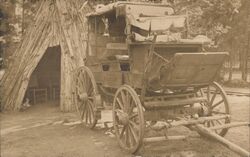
[0,0,249,157]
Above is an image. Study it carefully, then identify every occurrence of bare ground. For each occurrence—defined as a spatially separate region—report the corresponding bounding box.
[1,94,249,157]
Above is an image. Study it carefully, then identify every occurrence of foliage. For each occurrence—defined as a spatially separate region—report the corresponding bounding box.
[0,2,14,37]
[0,0,41,62]
[174,0,241,47]
[173,0,250,82]
[223,0,249,47]
[0,1,16,63]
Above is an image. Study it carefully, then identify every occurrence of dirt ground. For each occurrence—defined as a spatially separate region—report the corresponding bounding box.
[1,92,249,157]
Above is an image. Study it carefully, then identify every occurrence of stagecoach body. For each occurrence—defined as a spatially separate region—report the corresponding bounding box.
[74,2,249,156]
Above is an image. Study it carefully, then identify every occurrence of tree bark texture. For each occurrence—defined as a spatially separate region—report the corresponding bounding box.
[0,0,93,111]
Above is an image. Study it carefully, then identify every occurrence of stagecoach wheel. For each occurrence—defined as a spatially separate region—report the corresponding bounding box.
[112,85,145,153]
[75,66,98,129]
[204,81,231,136]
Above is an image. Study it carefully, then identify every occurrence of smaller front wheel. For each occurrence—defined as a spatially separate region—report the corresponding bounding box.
[74,66,99,129]
[112,85,145,153]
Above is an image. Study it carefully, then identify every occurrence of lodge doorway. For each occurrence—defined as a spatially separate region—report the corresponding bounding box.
[26,46,61,105]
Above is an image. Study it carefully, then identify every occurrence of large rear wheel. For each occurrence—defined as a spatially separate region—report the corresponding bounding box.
[112,85,145,153]
[203,81,231,136]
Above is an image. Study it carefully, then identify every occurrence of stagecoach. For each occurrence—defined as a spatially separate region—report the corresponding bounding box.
[74,2,249,156]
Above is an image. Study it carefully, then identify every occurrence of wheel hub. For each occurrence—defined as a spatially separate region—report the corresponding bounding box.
[117,112,129,125]
[79,93,88,102]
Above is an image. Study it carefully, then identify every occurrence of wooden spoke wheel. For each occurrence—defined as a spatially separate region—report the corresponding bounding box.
[203,81,231,136]
[75,66,98,129]
[112,85,145,153]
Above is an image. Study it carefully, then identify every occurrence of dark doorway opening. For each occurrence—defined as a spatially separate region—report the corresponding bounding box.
[26,46,61,105]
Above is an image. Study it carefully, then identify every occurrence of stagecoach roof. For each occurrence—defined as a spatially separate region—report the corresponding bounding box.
[87,2,184,33]
[86,2,173,17]
[86,2,211,44]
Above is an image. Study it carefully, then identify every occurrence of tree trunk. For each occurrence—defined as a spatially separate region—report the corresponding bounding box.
[242,9,250,81]
[242,49,247,81]
[244,32,250,81]
[228,55,233,82]
[228,40,233,82]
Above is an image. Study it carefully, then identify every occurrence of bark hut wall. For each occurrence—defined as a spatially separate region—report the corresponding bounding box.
[0,0,93,111]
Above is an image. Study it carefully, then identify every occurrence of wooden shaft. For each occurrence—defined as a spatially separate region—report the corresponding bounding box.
[171,115,230,127]
[194,124,250,157]
[33,89,36,104]
[145,93,196,100]
[209,122,249,130]
[144,97,207,108]
[150,115,229,130]
[143,135,187,143]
